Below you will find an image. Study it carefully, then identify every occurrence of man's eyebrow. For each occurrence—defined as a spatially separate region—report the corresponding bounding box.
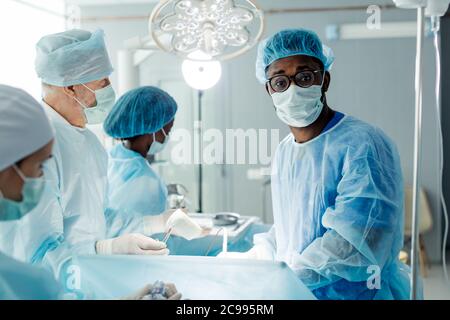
[269,64,320,77]
[269,69,286,77]
[296,65,319,71]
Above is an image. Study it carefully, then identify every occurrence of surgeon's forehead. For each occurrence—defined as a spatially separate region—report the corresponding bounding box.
[266,55,322,78]
[84,78,109,88]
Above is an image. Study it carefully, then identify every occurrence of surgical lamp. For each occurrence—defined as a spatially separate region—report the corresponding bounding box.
[181,50,222,90]
[180,51,222,212]
[149,0,265,61]
[148,1,264,212]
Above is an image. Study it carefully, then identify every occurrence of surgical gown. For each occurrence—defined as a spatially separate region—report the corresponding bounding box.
[0,251,61,299]
[0,181,64,265]
[255,115,411,300]
[38,103,108,277]
[105,144,168,237]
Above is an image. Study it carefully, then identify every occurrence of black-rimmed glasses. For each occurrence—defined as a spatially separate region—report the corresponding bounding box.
[267,70,323,93]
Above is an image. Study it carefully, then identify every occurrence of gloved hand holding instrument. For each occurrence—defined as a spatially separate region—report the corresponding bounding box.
[96,233,169,255]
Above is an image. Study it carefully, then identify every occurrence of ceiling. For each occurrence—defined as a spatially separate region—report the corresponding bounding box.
[65,0,158,6]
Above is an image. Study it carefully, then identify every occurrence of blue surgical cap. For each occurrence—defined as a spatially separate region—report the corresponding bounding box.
[104,86,178,139]
[255,28,335,84]
[35,29,113,87]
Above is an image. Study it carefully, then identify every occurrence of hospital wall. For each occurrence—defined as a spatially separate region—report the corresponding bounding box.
[78,0,443,262]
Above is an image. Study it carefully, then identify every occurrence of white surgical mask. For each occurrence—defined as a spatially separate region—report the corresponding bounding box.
[148,128,169,155]
[271,80,324,128]
[72,83,116,125]
[0,165,46,221]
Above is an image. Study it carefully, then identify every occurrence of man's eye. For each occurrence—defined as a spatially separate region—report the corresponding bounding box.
[274,79,287,88]
[299,75,312,82]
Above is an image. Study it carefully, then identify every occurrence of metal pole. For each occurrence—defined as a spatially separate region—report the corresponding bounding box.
[197,90,204,213]
[410,6,425,300]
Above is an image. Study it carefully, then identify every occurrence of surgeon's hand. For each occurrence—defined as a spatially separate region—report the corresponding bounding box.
[121,282,182,300]
[96,233,169,255]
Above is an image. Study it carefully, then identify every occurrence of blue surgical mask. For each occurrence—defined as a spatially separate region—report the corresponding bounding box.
[73,84,116,124]
[272,79,325,128]
[148,128,169,155]
[0,165,46,221]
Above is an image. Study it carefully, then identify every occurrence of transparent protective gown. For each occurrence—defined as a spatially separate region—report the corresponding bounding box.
[256,115,412,300]
[105,144,168,237]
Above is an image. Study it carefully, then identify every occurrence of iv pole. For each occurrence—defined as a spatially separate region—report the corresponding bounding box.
[410,6,425,300]
[197,90,204,213]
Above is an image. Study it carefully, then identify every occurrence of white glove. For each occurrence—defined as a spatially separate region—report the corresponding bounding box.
[96,233,169,255]
[120,282,182,300]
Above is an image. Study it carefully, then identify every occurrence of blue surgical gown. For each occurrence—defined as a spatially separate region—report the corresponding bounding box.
[0,182,64,265]
[255,114,412,300]
[0,251,61,299]
[105,144,168,237]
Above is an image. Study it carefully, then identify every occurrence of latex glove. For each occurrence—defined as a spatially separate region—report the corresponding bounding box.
[142,282,182,300]
[164,283,183,300]
[96,233,169,255]
[121,282,182,300]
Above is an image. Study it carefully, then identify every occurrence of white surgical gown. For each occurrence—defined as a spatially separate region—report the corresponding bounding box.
[105,144,168,238]
[255,115,411,300]
[39,103,108,276]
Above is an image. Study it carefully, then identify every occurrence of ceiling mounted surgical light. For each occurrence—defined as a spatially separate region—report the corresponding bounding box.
[182,50,222,90]
[149,0,265,61]
[149,1,264,211]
